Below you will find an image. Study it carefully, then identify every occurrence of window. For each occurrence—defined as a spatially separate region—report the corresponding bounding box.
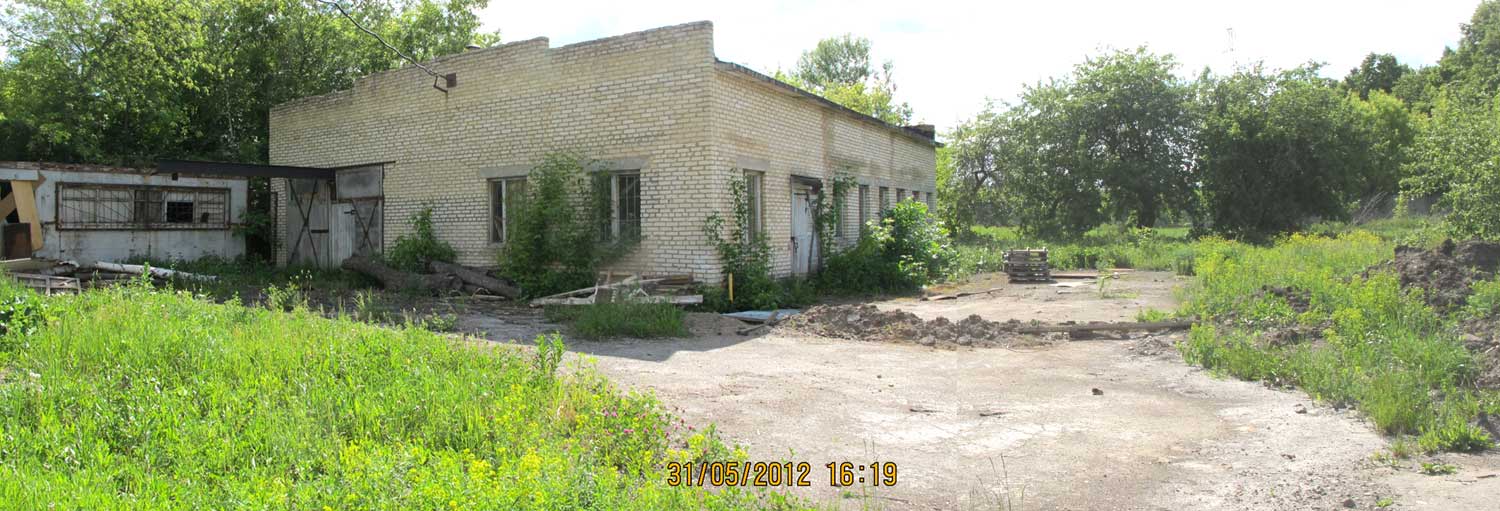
[879,186,889,211]
[896,188,906,204]
[489,177,527,243]
[58,183,228,230]
[743,170,764,238]
[912,190,920,202]
[857,185,869,234]
[609,172,641,239]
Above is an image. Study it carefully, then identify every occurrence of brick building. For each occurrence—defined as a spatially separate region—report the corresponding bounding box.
[269,21,937,281]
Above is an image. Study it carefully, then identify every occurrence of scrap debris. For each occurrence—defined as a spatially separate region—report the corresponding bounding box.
[1,258,213,294]
[529,274,702,307]
[779,304,1196,348]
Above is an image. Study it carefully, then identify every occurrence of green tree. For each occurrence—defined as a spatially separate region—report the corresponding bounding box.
[939,104,1016,236]
[951,48,1194,238]
[0,0,497,164]
[1347,90,1416,209]
[1435,0,1500,97]
[1194,65,1366,239]
[1343,53,1411,100]
[777,34,913,125]
[1069,48,1196,229]
[1401,91,1500,238]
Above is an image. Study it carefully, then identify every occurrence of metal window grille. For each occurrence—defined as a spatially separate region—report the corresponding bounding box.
[614,173,641,239]
[57,183,229,230]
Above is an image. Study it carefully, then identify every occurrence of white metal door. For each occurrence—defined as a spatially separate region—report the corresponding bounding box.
[791,187,816,276]
[330,202,355,265]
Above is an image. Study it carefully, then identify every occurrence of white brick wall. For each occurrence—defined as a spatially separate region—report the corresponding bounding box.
[269,21,936,283]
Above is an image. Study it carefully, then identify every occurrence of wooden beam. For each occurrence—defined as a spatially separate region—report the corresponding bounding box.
[10,180,41,251]
[1015,320,1195,334]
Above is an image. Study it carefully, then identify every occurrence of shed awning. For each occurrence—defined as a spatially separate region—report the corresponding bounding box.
[157,160,336,180]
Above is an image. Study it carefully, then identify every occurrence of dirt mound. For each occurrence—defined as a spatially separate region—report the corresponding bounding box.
[779,304,1037,348]
[1390,239,1500,312]
[1258,285,1312,314]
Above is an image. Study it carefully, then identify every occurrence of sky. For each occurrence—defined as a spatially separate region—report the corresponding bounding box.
[478,0,1483,130]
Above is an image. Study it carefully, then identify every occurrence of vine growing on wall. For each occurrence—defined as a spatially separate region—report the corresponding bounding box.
[814,172,858,266]
[703,174,779,311]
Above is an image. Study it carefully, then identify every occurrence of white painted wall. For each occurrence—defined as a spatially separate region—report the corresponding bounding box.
[2,167,249,264]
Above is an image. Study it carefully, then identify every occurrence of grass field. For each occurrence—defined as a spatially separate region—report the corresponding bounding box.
[0,278,800,510]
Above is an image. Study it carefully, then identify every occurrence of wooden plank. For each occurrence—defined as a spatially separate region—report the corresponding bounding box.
[531,295,703,306]
[1015,320,1194,334]
[10,180,41,250]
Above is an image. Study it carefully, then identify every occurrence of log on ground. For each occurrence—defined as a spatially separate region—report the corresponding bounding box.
[342,256,461,295]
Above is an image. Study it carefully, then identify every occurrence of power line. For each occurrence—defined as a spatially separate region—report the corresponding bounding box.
[315,0,449,94]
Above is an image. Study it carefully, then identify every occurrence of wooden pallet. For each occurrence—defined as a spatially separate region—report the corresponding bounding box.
[10,273,81,294]
[1004,248,1051,282]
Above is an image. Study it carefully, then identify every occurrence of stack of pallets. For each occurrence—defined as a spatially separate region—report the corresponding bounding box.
[1004,248,1051,282]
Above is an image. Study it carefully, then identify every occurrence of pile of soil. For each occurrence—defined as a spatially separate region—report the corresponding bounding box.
[1381,239,1500,388]
[1258,285,1312,314]
[1389,239,1500,312]
[778,304,1046,348]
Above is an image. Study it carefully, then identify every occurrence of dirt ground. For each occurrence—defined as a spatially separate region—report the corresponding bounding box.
[457,272,1500,510]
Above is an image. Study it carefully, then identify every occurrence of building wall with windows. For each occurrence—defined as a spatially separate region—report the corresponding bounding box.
[270,22,723,276]
[269,22,936,281]
[0,162,248,263]
[711,65,937,276]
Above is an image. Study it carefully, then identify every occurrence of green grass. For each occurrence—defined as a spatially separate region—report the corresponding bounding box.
[545,302,690,339]
[0,278,798,509]
[954,224,1199,276]
[1178,231,1500,452]
[124,255,377,302]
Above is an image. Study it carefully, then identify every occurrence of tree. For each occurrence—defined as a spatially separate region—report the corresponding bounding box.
[946,48,1194,238]
[1069,48,1196,229]
[0,0,498,165]
[1343,53,1411,100]
[939,104,1018,236]
[1194,65,1366,239]
[1435,0,1500,97]
[1347,90,1416,210]
[1401,91,1500,238]
[777,34,913,125]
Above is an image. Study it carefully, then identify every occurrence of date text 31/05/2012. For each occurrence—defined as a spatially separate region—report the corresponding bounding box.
[665,462,898,487]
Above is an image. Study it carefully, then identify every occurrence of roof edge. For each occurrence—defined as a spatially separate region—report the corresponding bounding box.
[713,60,940,147]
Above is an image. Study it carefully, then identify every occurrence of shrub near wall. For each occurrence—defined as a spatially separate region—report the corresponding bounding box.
[820,200,955,294]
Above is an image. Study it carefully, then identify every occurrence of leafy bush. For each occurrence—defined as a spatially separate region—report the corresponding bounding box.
[820,200,955,293]
[545,302,688,339]
[1401,91,1500,239]
[501,152,636,298]
[0,279,782,508]
[1464,277,1500,319]
[386,205,456,272]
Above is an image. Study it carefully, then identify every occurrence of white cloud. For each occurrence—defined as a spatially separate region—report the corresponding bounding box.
[479,0,1481,130]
